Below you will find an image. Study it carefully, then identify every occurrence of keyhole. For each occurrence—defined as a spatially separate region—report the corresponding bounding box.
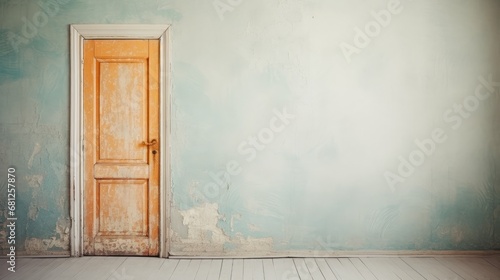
[152,150,158,155]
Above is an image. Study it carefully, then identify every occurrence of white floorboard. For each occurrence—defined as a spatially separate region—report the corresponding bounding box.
[206,259,222,280]
[253,259,266,280]
[117,257,163,279]
[402,257,464,280]
[348,258,377,280]
[273,258,299,280]
[363,257,419,280]
[169,259,192,279]
[262,259,277,280]
[219,259,232,280]
[327,258,365,280]
[21,258,60,280]
[44,257,91,280]
[1,256,499,280]
[316,258,338,280]
[305,258,326,280]
[195,259,213,280]
[73,257,125,280]
[8,258,55,280]
[147,259,178,280]
[231,259,243,280]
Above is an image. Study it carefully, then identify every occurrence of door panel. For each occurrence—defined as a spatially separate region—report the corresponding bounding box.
[83,39,160,256]
[97,180,148,235]
[98,61,147,161]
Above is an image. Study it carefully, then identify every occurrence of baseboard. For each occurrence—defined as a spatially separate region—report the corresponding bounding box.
[168,250,500,259]
[0,254,70,259]
[1,250,499,259]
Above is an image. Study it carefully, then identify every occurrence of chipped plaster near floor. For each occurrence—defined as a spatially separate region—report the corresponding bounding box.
[175,203,274,254]
[23,218,70,253]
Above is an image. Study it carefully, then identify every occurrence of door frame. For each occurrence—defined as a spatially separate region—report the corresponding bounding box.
[69,24,171,257]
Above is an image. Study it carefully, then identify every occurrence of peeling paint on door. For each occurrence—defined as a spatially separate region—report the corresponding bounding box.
[83,39,160,256]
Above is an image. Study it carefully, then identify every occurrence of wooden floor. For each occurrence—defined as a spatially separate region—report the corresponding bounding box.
[1,256,500,280]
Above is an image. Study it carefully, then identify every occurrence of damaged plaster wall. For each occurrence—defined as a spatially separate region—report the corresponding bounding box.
[171,203,274,254]
[1,0,500,256]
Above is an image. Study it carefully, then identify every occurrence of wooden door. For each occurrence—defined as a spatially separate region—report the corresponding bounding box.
[83,39,160,256]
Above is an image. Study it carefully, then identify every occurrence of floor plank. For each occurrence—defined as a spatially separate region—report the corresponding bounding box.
[251,259,265,280]
[439,257,500,280]
[242,259,252,280]
[326,258,365,280]
[4,258,56,280]
[402,257,464,280]
[483,256,500,269]
[231,259,243,280]
[390,258,426,280]
[0,263,10,278]
[362,257,423,280]
[349,258,377,280]
[273,258,299,280]
[316,258,338,280]
[74,257,125,280]
[195,259,212,280]
[263,259,277,280]
[2,258,32,280]
[43,257,92,280]
[295,258,313,280]
[436,257,479,280]
[169,259,193,279]
[23,258,65,280]
[219,259,233,280]
[186,259,202,279]
[360,258,399,280]
[147,259,179,280]
[206,259,222,280]
[115,257,164,279]
[305,258,326,280]
[242,259,261,280]
[3,256,500,280]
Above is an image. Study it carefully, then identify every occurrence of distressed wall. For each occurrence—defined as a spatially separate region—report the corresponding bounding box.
[0,0,500,256]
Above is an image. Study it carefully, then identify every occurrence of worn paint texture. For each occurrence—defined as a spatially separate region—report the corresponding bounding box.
[1,0,500,256]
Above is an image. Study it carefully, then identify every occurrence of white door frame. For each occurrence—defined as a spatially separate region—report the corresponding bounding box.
[69,24,171,257]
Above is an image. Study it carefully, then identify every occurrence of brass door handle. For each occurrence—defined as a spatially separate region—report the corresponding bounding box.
[142,139,157,146]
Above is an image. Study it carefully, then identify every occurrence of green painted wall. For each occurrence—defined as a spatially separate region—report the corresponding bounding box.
[0,0,499,256]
